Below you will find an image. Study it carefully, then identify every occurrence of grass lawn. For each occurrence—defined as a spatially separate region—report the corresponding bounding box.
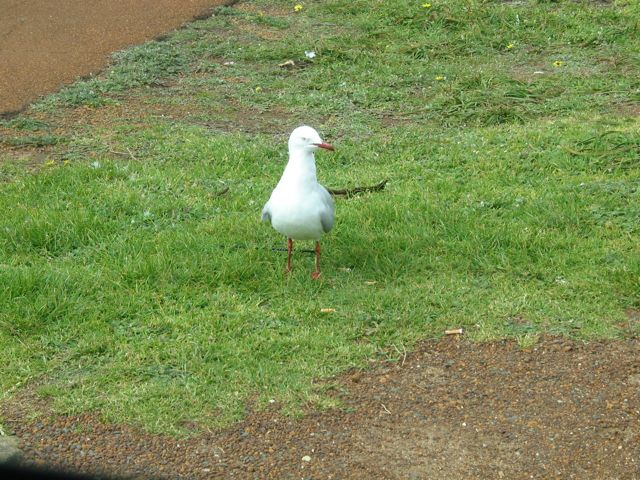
[1,0,639,434]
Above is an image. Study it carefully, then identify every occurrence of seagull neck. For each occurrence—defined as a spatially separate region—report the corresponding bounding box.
[282,150,317,184]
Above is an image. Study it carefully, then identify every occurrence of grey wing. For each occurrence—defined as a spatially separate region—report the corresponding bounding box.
[261,201,272,224]
[319,186,335,233]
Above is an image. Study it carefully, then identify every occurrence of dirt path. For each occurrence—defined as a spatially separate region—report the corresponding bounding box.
[3,336,639,479]
[0,0,228,115]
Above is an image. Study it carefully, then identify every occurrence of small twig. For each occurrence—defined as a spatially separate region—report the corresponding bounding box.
[108,147,138,161]
[381,403,392,415]
[108,149,129,157]
[445,328,464,335]
[125,147,137,161]
[392,343,407,366]
[327,179,389,197]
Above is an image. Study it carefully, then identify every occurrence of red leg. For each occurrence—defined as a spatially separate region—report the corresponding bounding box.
[286,238,293,274]
[311,241,321,280]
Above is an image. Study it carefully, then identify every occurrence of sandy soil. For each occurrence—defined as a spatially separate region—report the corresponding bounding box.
[3,336,639,479]
[0,0,228,115]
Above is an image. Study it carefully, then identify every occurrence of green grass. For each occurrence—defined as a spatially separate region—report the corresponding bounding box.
[1,0,639,433]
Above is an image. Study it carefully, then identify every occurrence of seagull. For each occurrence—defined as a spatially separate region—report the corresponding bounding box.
[262,126,335,279]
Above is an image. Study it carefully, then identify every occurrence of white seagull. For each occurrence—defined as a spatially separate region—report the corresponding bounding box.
[262,126,335,279]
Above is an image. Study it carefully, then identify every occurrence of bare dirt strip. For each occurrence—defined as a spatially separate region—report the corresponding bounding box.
[3,336,639,479]
[0,0,228,115]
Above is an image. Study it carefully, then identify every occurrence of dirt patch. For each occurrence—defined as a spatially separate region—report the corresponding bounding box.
[0,83,295,167]
[0,0,232,116]
[3,336,639,479]
[613,102,640,118]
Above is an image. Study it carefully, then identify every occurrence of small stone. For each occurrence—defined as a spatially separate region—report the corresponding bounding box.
[627,374,640,386]
[0,436,22,463]
[302,455,311,462]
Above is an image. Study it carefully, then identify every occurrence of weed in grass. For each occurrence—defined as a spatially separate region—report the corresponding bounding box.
[0,135,62,148]
[516,332,540,350]
[35,40,189,110]
[0,117,50,132]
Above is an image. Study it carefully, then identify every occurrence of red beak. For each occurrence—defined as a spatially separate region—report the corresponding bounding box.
[314,142,335,151]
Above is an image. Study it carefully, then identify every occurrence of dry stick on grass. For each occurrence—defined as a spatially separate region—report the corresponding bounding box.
[327,178,389,197]
[392,343,408,366]
[108,148,137,161]
[445,328,464,335]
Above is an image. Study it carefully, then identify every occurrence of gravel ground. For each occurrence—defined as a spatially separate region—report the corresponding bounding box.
[3,336,639,479]
[0,0,228,115]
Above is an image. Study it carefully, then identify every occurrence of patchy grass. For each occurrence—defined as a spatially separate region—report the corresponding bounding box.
[1,0,639,433]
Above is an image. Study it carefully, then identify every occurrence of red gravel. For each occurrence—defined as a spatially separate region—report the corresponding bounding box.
[0,0,228,115]
[3,336,639,479]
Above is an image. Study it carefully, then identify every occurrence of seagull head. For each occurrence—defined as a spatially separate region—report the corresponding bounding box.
[288,125,334,154]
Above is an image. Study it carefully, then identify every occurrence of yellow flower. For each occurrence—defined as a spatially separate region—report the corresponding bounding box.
[422,2,432,7]
[435,75,446,81]
[255,86,263,92]
[294,4,303,12]
[553,60,564,67]
[44,159,55,167]
[506,43,514,50]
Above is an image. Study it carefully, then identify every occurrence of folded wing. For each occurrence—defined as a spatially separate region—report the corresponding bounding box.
[319,186,335,233]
